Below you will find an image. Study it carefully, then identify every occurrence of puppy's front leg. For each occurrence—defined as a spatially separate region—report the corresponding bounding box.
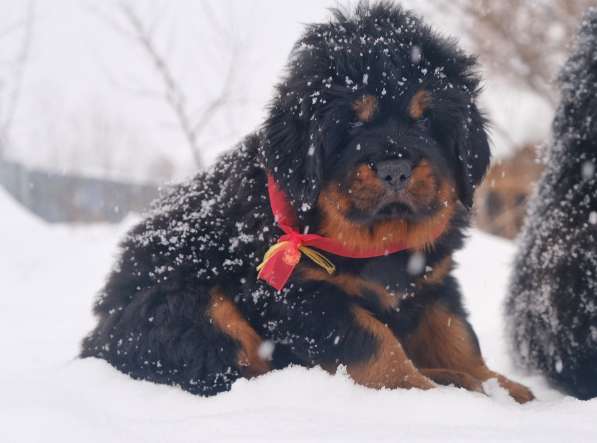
[345,306,434,390]
[270,284,433,391]
[403,301,534,403]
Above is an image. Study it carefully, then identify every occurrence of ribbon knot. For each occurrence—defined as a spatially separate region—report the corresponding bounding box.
[256,175,416,292]
[257,234,336,292]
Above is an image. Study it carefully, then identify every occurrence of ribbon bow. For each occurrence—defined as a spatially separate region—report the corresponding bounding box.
[256,232,337,292]
[257,175,415,291]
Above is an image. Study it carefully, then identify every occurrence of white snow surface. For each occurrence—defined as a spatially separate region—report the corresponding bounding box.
[1,189,596,442]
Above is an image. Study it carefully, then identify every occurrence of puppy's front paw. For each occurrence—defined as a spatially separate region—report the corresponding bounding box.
[402,371,436,391]
[505,380,535,404]
[420,368,485,394]
[494,376,535,404]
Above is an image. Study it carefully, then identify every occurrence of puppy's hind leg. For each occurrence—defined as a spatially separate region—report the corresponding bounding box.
[82,286,270,396]
[208,289,271,378]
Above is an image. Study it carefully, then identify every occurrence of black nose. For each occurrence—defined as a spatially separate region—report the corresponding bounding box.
[375,159,412,191]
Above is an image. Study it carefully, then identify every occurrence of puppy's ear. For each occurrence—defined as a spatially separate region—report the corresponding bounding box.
[261,92,324,214]
[454,104,491,209]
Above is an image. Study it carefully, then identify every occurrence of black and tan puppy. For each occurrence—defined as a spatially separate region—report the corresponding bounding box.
[506,8,597,400]
[82,2,533,402]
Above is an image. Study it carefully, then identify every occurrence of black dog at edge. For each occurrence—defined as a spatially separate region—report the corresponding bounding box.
[82,2,534,403]
[506,8,597,401]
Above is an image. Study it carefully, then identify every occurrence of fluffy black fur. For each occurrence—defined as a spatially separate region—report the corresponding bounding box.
[506,9,597,400]
[81,2,504,397]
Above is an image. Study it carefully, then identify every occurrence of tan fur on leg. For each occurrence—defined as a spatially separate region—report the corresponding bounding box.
[347,306,435,390]
[404,303,534,403]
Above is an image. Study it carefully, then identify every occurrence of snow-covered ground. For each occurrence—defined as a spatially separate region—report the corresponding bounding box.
[1,189,596,442]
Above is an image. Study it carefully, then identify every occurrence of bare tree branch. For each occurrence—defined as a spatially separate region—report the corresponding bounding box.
[0,0,35,159]
[90,0,242,169]
[436,0,594,109]
[0,17,29,40]
[83,2,136,40]
[190,47,237,137]
[118,2,205,167]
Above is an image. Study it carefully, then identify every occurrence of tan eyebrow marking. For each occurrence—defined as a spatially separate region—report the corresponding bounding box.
[408,90,432,120]
[352,95,378,123]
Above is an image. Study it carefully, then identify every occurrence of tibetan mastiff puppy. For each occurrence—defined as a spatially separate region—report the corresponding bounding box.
[82,2,533,403]
[506,9,597,400]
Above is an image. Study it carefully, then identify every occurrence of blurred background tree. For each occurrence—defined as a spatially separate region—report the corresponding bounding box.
[0,0,34,161]
[89,0,244,169]
[437,0,595,238]
[439,0,594,107]
[0,0,593,232]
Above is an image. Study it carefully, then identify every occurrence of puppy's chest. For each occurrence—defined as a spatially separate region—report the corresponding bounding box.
[301,252,433,312]
[352,253,422,300]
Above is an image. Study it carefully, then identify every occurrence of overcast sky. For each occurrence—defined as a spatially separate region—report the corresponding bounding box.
[2,0,552,182]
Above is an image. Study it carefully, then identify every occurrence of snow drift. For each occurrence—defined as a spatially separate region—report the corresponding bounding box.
[1,189,597,442]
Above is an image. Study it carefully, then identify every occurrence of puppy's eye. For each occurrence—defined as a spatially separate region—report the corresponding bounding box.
[416,117,430,130]
[350,121,364,128]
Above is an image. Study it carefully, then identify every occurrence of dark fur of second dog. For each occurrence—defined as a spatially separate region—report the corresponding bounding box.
[81,1,533,402]
[506,8,597,400]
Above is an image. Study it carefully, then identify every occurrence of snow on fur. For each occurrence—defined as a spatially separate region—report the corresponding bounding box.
[506,8,597,400]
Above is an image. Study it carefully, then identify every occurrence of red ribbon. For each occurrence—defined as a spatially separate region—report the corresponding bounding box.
[257,175,415,291]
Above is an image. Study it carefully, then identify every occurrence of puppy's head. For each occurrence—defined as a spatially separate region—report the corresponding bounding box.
[261,3,490,246]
